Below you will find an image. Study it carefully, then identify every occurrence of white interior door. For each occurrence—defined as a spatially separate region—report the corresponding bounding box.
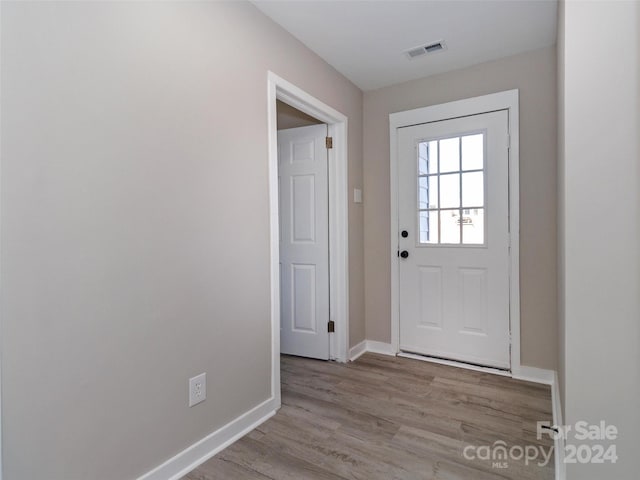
[397,110,511,369]
[279,124,330,360]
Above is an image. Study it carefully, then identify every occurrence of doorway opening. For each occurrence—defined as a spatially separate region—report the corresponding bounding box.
[389,89,522,374]
[267,72,350,407]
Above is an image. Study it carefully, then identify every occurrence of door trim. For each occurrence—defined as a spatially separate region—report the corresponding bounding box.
[267,72,350,404]
[389,89,521,374]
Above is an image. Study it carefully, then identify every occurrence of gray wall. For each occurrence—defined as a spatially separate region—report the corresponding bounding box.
[559,1,640,477]
[363,46,558,370]
[0,2,364,479]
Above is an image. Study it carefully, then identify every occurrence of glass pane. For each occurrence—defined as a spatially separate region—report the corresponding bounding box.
[428,141,438,173]
[439,137,460,173]
[419,210,439,244]
[440,173,460,208]
[428,176,438,208]
[440,209,461,244]
[418,143,428,175]
[418,176,438,209]
[461,134,484,170]
[462,171,484,207]
[462,208,485,244]
[418,141,438,175]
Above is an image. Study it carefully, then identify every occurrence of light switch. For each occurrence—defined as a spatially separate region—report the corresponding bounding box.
[354,188,362,204]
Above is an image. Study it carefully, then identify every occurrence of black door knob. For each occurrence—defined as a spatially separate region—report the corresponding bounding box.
[401,230,409,238]
[400,250,409,259]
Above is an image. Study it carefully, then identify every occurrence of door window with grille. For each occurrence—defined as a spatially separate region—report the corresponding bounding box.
[418,133,486,245]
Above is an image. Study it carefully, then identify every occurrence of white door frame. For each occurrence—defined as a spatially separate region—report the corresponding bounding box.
[267,72,350,404]
[389,89,521,374]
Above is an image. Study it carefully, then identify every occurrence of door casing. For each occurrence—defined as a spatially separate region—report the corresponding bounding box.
[267,72,350,407]
[389,89,522,375]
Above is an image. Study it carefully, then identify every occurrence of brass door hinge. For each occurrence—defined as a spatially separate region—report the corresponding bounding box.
[326,137,333,149]
[328,320,335,333]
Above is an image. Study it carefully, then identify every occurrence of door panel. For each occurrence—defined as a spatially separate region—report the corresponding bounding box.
[418,266,442,329]
[398,110,510,369]
[458,267,488,334]
[291,174,316,243]
[279,124,330,360]
[291,264,316,332]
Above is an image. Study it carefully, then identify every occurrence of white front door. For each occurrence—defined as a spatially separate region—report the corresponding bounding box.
[397,110,511,369]
[278,124,330,360]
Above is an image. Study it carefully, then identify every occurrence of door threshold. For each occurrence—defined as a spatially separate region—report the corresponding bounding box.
[397,351,512,377]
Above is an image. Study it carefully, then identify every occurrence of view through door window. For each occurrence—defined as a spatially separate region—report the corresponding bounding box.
[418,133,486,245]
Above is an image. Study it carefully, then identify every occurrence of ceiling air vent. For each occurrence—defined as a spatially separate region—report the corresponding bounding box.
[405,40,447,60]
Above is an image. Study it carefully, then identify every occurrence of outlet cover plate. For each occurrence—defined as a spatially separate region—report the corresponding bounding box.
[189,373,206,407]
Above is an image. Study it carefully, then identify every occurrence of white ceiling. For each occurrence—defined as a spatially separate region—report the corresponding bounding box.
[252,0,558,91]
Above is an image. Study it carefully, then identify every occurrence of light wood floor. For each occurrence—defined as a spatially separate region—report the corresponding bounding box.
[184,353,554,480]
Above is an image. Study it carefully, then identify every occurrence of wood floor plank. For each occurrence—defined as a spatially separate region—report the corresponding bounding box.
[183,353,555,480]
[184,457,273,480]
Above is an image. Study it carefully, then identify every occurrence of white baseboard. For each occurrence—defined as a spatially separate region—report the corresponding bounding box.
[365,340,396,356]
[349,340,367,361]
[512,365,555,385]
[349,340,395,361]
[137,397,278,480]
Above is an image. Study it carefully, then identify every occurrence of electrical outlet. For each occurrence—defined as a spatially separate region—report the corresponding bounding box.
[189,373,206,407]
